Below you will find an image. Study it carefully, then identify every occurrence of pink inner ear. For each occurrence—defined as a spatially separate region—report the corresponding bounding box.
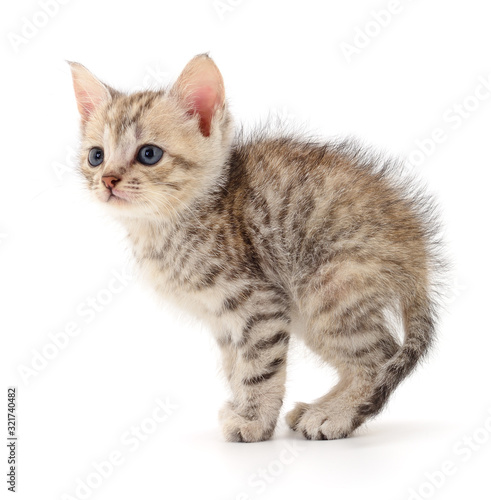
[70,64,110,123]
[187,85,220,137]
[73,83,107,123]
[76,88,98,120]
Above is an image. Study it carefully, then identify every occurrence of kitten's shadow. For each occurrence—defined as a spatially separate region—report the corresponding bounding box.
[192,420,453,451]
[281,420,453,447]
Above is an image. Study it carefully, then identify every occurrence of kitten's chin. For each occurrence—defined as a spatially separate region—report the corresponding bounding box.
[94,189,182,221]
[94,190,136,218]
[97,195,159,221]
[96,189,133,206]
[102,199,148,222]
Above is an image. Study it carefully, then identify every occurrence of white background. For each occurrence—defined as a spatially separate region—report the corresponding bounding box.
[1,0,490,499]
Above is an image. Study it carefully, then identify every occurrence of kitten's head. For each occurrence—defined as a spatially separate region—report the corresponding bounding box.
[69,55,233,220]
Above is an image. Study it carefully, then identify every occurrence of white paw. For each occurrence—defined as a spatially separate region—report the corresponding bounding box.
[286,401,354,440]
[219,402,276,442]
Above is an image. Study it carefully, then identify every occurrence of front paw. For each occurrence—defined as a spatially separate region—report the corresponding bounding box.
[219,402,276,443]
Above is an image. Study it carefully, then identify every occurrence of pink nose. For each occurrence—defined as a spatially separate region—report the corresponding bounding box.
[101,176,120,189]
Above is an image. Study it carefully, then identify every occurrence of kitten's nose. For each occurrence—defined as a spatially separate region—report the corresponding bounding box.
[101,175,120,189]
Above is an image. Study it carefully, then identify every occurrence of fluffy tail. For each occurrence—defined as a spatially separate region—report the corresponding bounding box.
[354,292,437,426]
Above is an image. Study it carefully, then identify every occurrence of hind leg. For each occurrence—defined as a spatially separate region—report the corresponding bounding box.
[287,350,396,439]
[287,268,400,439]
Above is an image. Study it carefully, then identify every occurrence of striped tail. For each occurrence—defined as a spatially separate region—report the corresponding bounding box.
[354,292,437,426]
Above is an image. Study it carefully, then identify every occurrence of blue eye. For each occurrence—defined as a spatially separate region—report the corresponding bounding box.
[137,145,163,166]
[88,147,104,167]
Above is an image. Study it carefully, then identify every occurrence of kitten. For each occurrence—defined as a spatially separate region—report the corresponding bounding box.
[69,54,443,442]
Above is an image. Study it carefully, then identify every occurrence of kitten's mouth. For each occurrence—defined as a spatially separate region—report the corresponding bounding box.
[107,188,132,203]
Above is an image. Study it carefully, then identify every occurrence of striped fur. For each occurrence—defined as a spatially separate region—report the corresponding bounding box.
[69,55,444,442]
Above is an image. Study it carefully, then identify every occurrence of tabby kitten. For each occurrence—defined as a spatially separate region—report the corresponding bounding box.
[69,54,442,442]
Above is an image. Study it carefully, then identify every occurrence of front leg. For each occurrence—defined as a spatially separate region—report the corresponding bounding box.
[217,289,291,442]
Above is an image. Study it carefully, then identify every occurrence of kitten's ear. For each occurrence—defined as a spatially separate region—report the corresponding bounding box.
[170,54,225,137]
[68,61,111,123]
